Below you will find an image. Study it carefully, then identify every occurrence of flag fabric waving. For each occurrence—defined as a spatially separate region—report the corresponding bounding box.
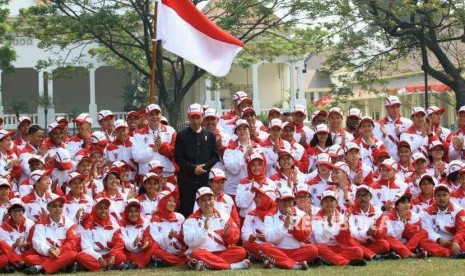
[156,0,245,77]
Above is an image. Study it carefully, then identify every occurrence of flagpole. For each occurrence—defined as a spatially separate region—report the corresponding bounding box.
[150,1,158,104]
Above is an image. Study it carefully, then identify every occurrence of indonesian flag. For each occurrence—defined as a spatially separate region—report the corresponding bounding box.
[156,0,244,77]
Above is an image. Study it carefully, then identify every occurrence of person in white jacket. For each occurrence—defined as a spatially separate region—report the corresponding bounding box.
[223,119,264,196]
[311,190,366,266]
[23,195,78,275]
[131,104,177,176]
[76,198,127,271]
[182,187,249,271]
[0,198,35,273]
[119,199,153,269]
[262,186,317,270]
[63,172,93,226]
[419,184,465,258]
[235,153,276,219]
[149,190,187,266]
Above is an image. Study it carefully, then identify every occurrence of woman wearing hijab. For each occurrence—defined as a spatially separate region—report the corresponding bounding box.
[236,153,275,220]
[242,184,285,266]
[120,199,153,269]
[76,198,127,271]
[149,190,187,266]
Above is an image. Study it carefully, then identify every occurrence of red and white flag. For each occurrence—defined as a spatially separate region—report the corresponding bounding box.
[156,0,244,77]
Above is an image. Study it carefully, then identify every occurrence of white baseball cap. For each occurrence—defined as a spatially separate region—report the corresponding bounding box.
[268,107,282,117]
[48,122,64,133]
[419,173,438,186]
[426,106,445,116]
[73,113,93,125]
[55,116,69,124]
[316,153,334,168]
[30,169,52,184]
[241,107,256,117]
[234,119,250,132]
[269,118,283,129]
[47,194,65,206]
[90,131,108,145]
[55,148,73,170]
[448,160,464,174]
[28,155,45,165]
[429,140,444,151]
[329,107,343,117]
[0,178,10,189]
[292,104,307,116]
[0,130,15,140]
[146,104,161,114]
[321,190,337,201]
[385,96,401,107]
[187,103,203,117]
[328,144,344,157]
[411,107,426,117]
[347,108,362,119]
[434,183,450,196]
[458,106,465,114]
[345,142,360,153]
[143,172,160,183]
[196,187,214,200]
[68,172,85,183]
[249,152,264,162]
[315,124,330,134]
[360,116,374,126]
[209,168,227,181]
[233,91,248,102]
[17,116,31,126]
[97,110,115,122]
[148,160,165,171]
[411,152,427,163]
[294,182,310,195]
[379,158,398,170]
[333,161,350,175]
[113,119,128,131]
[203,108,218,119]
[356,184,372,196]
[126,198,141,209]
[8,198,24,212]
[276,186,295,200]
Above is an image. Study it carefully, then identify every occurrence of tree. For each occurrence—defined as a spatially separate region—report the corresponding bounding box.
[17,0,320,127]
[305,0,465,110]
[0,0,15,72]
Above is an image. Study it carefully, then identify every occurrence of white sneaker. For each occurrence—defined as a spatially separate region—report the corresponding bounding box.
[195,261,205,271]
[231,259,251,270]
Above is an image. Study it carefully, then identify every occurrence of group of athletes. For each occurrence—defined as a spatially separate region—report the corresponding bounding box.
[0,90,465,273]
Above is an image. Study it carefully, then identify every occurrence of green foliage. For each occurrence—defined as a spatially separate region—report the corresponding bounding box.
[16,0,322,126]
[0,0,15,72]
[305,0,465,109]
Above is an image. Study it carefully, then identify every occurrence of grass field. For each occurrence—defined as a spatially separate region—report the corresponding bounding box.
[13,258,465,275]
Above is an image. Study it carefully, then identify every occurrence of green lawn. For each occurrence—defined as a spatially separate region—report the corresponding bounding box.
[15,258,465,276]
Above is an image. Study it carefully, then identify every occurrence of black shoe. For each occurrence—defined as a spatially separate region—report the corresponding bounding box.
[23,266,39,275]
[348,259,367,266]
[371,254,382,261]
[0,265,16,273]
[454,252,465,259]
[310,257,325,267]
[383,251,401,260]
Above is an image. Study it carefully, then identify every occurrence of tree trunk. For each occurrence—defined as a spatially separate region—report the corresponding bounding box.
[452,78,465,112]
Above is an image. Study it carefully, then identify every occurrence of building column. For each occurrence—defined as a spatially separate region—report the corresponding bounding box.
[313,92,320,102]
[214,87,222,110]
[296,61,307,106]
[289,62,296,108]
[47,71,55,125]
[0,70,3,115]
[38,71,45,127]
[204,78,215,108]
[89,68,98,123]
[364,99,369,117]
[252,63,261,110]
[380,98,386,118]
